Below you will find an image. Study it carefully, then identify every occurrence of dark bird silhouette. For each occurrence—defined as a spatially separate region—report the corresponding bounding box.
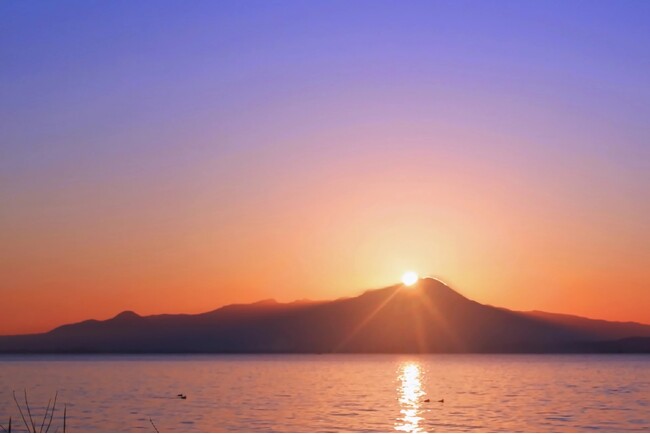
[178,394,187,399]
[423,398,430,402]
[438,399,444,403]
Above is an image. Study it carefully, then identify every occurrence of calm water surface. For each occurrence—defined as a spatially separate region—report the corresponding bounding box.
[0,355,648,432]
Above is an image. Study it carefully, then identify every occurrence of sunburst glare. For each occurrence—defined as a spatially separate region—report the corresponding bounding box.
[401,271,419,286]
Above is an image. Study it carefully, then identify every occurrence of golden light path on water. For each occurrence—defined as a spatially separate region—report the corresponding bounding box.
[395,362,426,432]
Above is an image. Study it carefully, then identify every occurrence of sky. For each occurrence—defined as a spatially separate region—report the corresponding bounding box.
[1,0,649,334]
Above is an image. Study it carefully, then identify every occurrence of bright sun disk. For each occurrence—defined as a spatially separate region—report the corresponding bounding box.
[401,271,419,286]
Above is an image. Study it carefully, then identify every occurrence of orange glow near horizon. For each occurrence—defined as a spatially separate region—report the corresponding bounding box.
[2,46,650,335]
[2,143,650,335]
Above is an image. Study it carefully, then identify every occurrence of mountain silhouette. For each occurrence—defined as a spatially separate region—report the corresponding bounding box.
[1,278,649,353]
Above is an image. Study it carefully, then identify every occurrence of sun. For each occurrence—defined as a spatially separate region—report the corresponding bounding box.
[401,271,419,286]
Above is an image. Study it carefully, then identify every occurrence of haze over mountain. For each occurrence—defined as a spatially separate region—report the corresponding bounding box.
[1,278,649,353]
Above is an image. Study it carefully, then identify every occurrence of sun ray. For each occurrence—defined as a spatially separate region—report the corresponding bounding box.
[411,303,429,353]
[418,291,464,351]
[333,286,402,352]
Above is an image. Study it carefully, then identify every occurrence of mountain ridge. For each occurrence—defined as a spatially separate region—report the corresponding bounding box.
[1,278,649,353]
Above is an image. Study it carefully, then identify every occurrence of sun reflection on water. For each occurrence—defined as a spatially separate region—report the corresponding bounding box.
[395,362,425,432]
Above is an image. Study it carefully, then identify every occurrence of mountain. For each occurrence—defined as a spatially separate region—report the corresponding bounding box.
[1,278,649,353]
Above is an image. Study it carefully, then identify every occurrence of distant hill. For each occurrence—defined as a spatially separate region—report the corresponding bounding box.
[1,278,649,353]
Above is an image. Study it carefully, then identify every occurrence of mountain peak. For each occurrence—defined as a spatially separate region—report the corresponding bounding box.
[355,277,468,308]
[414,277,468,299]
[2,277,650,353]
[113,310,141,320]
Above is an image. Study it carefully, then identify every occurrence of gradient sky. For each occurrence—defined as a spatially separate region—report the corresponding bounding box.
[1,0,649,334]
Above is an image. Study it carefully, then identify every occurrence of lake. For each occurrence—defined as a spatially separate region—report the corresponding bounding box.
[0,355,648,432]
